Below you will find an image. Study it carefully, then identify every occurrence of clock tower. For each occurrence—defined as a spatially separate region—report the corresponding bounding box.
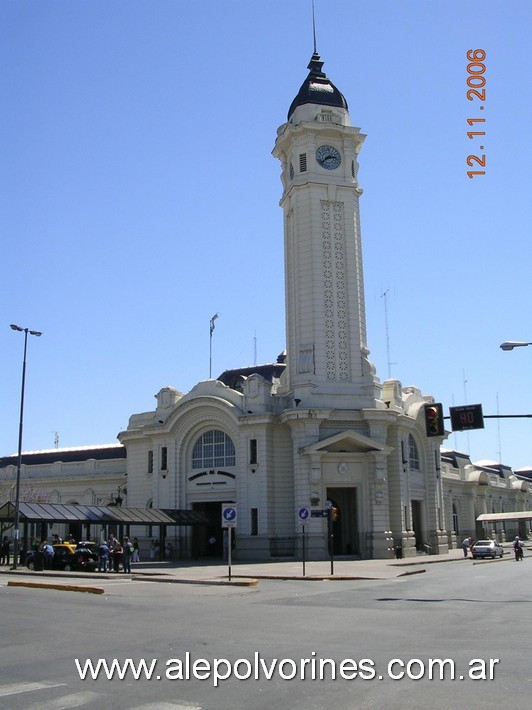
[273,51,381,410]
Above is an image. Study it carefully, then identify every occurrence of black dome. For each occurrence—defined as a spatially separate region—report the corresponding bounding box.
[287,52,348,120]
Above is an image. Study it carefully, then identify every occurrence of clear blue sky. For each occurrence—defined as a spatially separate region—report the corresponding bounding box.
[2,1,531,470]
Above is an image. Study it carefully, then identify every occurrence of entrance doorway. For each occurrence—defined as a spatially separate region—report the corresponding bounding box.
[192,502,223,558]
[326,487,358,555]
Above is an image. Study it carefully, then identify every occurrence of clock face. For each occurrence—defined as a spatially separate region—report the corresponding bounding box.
[316,145,341,170]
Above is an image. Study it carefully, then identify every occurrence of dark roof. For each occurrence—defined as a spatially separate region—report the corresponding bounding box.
[0,502,210,527]
[288,52,348,120]
[0,444,126,468]
[440,449,472,467]
[217,361,286,391]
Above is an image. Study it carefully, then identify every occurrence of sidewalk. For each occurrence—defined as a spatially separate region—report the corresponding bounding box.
[0,548,482,589]
[132,547,467,584]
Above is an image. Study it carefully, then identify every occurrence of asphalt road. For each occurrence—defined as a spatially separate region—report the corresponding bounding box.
[1,557,530,709]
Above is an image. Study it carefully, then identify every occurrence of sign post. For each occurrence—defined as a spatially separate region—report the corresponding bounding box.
[297,507,310,576]
[221,504,237,581]
[326,501,334,576]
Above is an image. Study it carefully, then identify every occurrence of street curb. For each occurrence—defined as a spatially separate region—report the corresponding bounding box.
[7,580,105,594]
[230,568,427,581]
[136,575,259,587]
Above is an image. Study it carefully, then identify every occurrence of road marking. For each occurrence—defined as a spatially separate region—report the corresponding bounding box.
[0,684,201,710]
[24,691,100,709]
[0,681,66,697]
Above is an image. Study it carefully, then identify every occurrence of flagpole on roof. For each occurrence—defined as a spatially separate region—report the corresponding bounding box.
[209,313,219,379]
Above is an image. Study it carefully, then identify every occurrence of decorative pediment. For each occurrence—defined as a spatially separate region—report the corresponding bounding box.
[299,430,392,456]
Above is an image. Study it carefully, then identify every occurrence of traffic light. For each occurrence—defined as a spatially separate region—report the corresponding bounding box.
[424,403,445,437]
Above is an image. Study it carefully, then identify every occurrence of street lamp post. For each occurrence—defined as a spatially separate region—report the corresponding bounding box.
[9,324,42,569]
[209,313,219,379]
[500,341,532,351]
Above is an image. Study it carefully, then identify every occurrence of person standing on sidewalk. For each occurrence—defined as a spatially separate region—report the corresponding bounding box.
[42,541,55,570]
[122,536,134,574]
[98,542,110,572]
[462,536,473,558]
[131,537,140,563]
[1,536,10,566]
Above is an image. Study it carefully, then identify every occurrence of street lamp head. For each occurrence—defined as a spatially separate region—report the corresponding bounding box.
[9,324,43,337]
[500,341,532,351]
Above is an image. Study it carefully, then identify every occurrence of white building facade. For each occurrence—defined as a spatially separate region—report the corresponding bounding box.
[117,51,450,560]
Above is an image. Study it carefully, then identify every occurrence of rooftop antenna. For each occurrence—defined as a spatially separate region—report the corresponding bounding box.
[496,392,502,462]
[463,369,471,456]
[381,289,395,378]
[312,0,317,52]
[54,431,59,449]
[253,331,257,366]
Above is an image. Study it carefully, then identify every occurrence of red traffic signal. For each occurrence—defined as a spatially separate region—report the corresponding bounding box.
[424,403,445,437]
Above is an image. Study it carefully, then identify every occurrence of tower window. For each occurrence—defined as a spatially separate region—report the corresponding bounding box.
[251,508,258,536]
[249,439,258,465]
[299,153,307,172]
[408,435,420,471]
[161,446,168,471]
[317,110,342,124]
[351,160,356,178]
[148,450,153,474]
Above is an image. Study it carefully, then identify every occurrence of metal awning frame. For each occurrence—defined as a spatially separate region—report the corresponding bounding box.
[0,502,210,527]
[476,511,532,522]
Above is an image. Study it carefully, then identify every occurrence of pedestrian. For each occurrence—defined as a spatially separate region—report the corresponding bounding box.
[98,542,110,572]
[131,537,140,563]
[165,541,173,559]
[122,536,134,573]
[462,536,472,558]
[151,539,160,561]
[1,536,10,566]
[107,533,120,572]
[114,542,123,572]
[41,540,55,570]
[513,536,523,561]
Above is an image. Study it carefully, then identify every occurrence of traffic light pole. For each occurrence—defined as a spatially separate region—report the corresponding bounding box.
[328,510,334,576]
[302,525,306,577]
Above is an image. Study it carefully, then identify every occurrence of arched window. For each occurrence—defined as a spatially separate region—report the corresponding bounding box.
[408,434,420,470]
[192,430,236,469]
